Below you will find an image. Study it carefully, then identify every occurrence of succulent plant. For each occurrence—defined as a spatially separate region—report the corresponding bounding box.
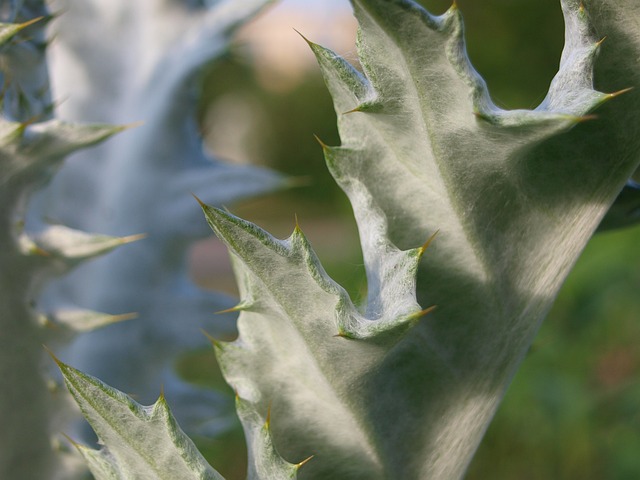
[54,0,640,478]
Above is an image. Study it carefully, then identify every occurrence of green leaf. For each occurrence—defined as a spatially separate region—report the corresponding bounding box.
[57,355,304,480]
[201,0,640,478]
[56,357,225,480]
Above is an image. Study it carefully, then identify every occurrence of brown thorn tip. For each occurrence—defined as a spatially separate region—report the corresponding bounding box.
[43,345,62,366]
[313,134,328,149]
[609,87,633,98]
[297,455,315,469]
[596,36,607,47]
[574,114,598,123]
[191,193,207,208]
[293,28,312,45]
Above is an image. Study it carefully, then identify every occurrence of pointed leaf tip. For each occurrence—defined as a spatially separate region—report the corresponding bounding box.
[412,305,438,320]
[191,192,207,209]
[313,133,329,150]
[293,28,314,47]
[296,455,314,470]
[418,230,440,257]
[43,345,62,367]
[608,87,634,99]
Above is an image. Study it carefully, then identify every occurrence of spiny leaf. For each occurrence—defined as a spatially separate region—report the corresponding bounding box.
[200,0,640,479]
[55,356,225,480]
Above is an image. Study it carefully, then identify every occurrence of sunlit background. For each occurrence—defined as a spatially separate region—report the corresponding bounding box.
[186,1,640,478]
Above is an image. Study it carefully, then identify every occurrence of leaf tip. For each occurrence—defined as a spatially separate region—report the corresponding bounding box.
[418,230,439,258]
[295,455,315,470]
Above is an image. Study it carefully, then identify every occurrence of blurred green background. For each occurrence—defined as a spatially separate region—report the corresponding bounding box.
[186,0,640,478]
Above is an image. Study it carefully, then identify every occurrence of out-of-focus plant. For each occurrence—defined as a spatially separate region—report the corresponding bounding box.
[0,0,283,478]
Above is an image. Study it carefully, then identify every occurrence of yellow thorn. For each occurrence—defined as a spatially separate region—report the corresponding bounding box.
[596,36,607,48]
[214,303,244,315]
[60,432,82,450]
[296,455,315,469]
[342,106,362,115]
[413,305,437,320]
[19,16,44,30]
[418,230,439,257]
[265,401,272,429]
[451,0,458,10]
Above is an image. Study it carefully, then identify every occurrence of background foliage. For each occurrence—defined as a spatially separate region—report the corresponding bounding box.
[187,0,639,478]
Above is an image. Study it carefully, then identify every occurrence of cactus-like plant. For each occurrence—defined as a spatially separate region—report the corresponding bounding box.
[57,0,640,478]
[0,5,136,478]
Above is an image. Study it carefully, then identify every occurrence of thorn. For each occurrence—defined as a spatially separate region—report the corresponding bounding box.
[191,193,207,208]
[214,303,244,315]
[596,36,607,48]
[120,233,147,245]
[473,110,492,122]
[110,312,138,323]
[201,328,223,348]
[296,455,315,469]
[342,105,362,115]
[159,384,165,400]
[412,305,437,320]
[573,114,598,123]
[60,432,81,450]
[18,16,45,30]
[608,87,633,99]
[313,134,328,150]
[450,0,458,10]
[294,213,301,232]
[293,28,314,47]
[43,345,62,367]
[285,175,312,188]
[333,329,353,339]
[120,121,144,131]
[418,230,439,257]
[20,113,44,130]
[579,1,585,13]
[265,401,272,429]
